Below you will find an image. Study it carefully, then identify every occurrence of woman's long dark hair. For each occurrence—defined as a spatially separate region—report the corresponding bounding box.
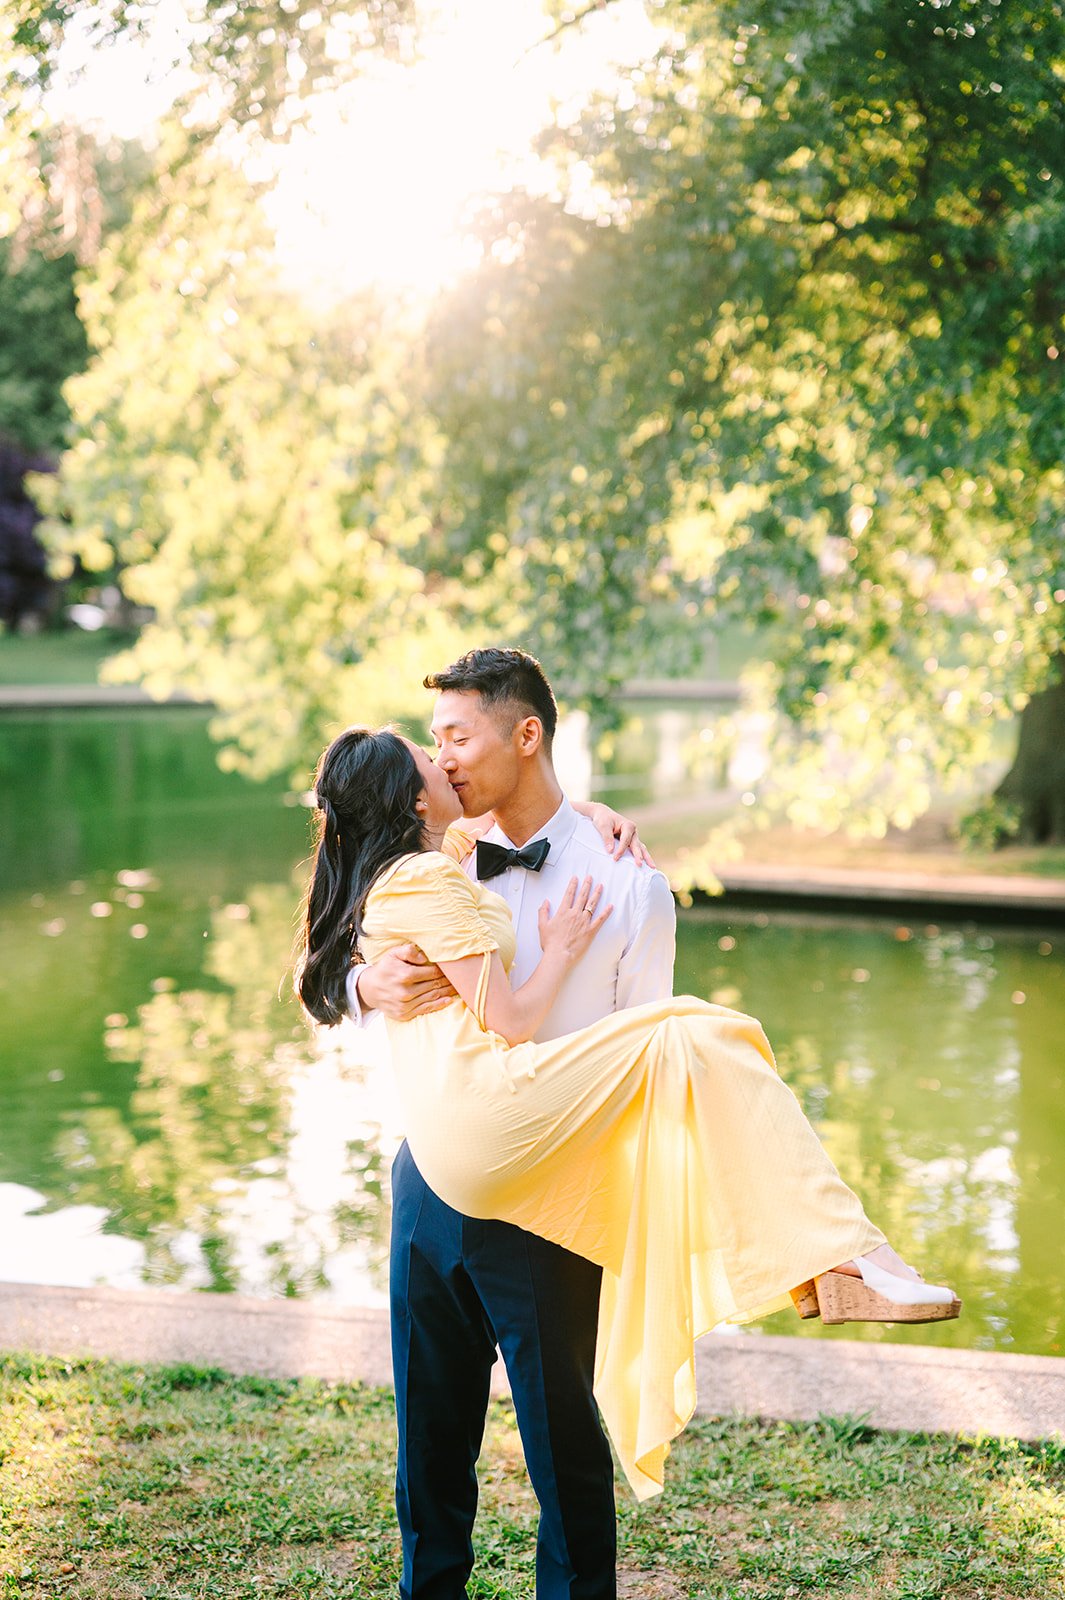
[296,727,426,1027]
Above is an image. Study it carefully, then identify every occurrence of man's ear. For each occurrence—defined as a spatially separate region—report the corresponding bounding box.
[515,716,544,758]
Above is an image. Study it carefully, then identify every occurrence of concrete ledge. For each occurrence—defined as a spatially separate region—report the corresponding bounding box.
[693,1333,1065,1442]
[0,686,205,710]
[3,1282,1062,1443]
[0,682,740,711]
[707,862,1065,924]
[716,860,1065,908]
[0,1282,395,1390]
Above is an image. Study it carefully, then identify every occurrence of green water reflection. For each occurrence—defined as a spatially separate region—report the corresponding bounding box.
[674,913,1064,1356]
[1,710,1062,1357]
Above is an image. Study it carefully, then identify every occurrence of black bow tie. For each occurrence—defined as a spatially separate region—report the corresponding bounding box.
[475,837,551,881]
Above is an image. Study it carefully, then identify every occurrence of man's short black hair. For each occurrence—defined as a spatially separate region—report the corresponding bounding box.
[424,647,558,743]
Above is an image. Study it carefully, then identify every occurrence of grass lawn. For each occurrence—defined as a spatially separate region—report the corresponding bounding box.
[0,631,124,687]
[1,1354,1062,1599]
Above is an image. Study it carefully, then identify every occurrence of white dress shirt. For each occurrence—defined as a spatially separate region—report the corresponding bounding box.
[347,796,676,1040]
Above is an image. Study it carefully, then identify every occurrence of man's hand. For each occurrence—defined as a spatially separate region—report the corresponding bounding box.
[358,944,457,1021]
[573,800,656,867]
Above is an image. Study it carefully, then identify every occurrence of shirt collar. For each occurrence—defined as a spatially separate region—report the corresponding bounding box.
[482,796,579,858]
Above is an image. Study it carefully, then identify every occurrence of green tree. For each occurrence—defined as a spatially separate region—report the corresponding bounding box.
[11,0,463,751]
[0,104,160,624]
[33,132,465,774]
[0,242,86,452]
[6,0,415,135]
[29,0,1065,839]
[423,0,1065,839]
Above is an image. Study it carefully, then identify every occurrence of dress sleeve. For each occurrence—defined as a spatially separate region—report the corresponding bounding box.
[366,852,499,965]
[442,822,479,864]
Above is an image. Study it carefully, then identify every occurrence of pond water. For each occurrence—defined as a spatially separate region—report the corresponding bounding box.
[1,710,1062,1359]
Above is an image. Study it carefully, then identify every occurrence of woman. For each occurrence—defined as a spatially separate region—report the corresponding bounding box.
[298,726,960,1500]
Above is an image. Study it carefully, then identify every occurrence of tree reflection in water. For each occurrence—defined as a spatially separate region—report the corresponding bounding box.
[54,884,398,1301]
[42,892,1059,1354]
[673,910,1053,1352]
[767,1034,1014,1348]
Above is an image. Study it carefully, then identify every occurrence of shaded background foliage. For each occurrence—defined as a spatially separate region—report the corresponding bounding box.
[0,122,151,622]
[0,243,84,625]
[0,243,85,452]
[0,437,55,626]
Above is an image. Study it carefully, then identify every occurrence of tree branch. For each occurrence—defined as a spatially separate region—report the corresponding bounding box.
[517,0,622,61]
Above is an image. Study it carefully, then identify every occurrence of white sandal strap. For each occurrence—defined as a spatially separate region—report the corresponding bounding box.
[856,1256,956,1306]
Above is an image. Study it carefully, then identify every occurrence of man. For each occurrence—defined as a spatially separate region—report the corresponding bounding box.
[349,647,676,1600]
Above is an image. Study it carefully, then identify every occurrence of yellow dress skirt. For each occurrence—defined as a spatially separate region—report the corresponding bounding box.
[360,849,885,1500]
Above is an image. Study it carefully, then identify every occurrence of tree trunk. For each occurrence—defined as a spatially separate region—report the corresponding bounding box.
[995,659,1065,844]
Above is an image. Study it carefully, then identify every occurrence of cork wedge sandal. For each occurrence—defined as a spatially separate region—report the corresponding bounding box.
[790,1260,961,1326]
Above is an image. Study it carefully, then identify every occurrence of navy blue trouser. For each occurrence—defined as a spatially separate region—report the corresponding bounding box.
[389,1141,616,1600]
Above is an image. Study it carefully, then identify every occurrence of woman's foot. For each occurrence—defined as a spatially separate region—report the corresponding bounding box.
[791,1245,961,1325]
[822,1245,960,1324]
[834,1243,923,1286]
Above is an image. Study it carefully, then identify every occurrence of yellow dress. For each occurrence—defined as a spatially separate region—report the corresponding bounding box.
[360,848,885,1500]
